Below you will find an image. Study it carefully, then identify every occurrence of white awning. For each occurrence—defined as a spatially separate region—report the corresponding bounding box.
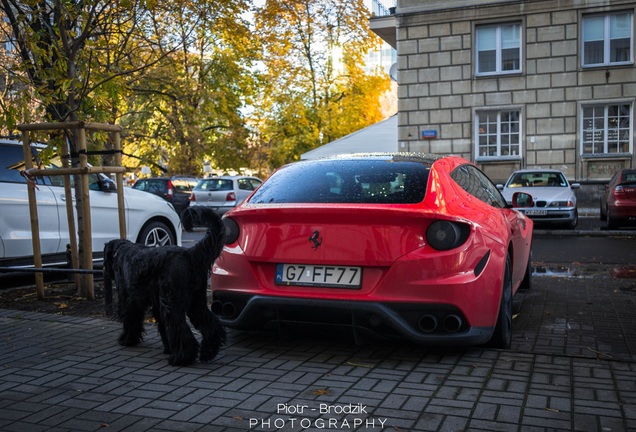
[301,115,397,159]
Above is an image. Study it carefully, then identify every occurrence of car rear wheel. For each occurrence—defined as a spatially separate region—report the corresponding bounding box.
[137,221,175,247]
[600,202,607,221]
[488,254,513,349]
[520,250,532,291]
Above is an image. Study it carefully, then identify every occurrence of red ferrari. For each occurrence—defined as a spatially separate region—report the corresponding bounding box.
[212,153,534,348]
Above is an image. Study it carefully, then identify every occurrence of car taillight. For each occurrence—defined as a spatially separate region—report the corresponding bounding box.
[223,217,239,244]
[614,185,626,197]
[226,192,236,201]
[167,180,174,199]
[426,220,470,251]
[189,193,196,202]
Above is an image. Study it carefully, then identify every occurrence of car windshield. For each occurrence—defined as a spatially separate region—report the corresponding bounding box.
[249,159,430,204]
[507,172,567,188]
[195,179,233,191]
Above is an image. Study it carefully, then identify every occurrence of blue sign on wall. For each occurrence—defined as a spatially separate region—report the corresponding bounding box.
[421,130,437,139]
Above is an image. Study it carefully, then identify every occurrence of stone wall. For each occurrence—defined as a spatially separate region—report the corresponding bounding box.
[395,0,636,183]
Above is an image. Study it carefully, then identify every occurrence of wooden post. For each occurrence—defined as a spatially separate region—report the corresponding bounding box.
[20,133,45,298]
[59,141,81,289]
[78,128,94,300]
[17,121,125,300]
[113,131,126,239]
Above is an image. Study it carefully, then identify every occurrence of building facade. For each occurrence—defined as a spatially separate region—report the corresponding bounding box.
[370,0,636,194]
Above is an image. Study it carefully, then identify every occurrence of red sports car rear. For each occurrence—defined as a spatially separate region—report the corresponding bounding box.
[212,154,533,348]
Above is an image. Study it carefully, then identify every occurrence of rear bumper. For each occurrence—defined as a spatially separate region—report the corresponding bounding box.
[190,203,234,215]
[609,202,636,219]
[211,293,494,346]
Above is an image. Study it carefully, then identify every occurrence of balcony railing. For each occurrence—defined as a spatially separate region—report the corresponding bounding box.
[370,0,397,17]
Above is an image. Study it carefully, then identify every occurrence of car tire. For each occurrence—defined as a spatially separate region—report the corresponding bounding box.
[488,254,513,349]
[519,250,532,291]
[136,221,176,247]
[607,211,619,230]
[568,209,578,229]
[600,201,607,222]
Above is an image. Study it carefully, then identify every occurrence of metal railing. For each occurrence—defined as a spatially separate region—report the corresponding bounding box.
[370,0,396,17]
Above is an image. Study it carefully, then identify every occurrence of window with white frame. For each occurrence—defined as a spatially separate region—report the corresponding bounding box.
[582,12,633,66]
[476,110,521,158]
[476,23,522,75]
[581,103,632,155]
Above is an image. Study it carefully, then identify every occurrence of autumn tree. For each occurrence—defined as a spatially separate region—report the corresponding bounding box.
[120,0,258,176]
[0,0,166,297]
[252,0,390,170]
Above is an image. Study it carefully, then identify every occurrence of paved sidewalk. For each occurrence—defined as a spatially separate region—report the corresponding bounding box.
[1,272,636,431]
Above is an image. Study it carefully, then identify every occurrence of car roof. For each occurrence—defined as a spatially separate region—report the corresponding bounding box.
[313,152,444,164]
[510,168,565,174]
[136,176,199,181]
[0,138,47,149]
[201,175,260,180]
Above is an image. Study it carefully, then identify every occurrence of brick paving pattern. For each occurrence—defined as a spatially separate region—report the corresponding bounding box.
[1,271,635,431]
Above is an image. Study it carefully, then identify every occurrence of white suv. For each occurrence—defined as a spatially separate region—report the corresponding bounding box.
[0,139,182,266]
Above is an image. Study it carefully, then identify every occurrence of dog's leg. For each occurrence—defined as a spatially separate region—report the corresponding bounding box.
[152,303,171,355]
[118,292,147,346]
[161,295,199,366]
[187,285,227,362]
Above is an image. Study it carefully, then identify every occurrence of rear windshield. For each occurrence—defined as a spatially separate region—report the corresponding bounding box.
[195,178,233,191]
[249,159,430,204]
[172,179,197,191]
[620,170,636,184]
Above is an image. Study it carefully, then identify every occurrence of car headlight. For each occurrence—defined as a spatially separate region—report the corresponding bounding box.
[426,220,470,251]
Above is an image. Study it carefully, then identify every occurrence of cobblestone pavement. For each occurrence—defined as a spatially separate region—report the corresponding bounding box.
[1,272,636,431]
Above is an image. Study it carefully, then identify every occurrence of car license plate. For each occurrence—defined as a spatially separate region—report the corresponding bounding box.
[275,264,362,288]
[525,210,548,216]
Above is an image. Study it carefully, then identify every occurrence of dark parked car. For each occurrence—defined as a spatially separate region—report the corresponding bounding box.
[132,177,198,214]
[600,168,636,229]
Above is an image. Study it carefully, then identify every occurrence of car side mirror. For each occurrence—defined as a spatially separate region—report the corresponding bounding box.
[570,182,580,190]
[100,178,117,193]
[496,184,504,191]
[512,191,533,208]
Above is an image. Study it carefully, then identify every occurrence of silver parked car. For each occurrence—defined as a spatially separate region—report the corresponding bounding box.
[189,176,262,215]
[497,169,580,229]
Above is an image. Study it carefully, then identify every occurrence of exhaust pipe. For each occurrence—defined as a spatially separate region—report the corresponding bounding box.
[211,300,237,318]
[442,314,463,333]
[418,314,439,333]
[211,300,223,315]
[221,302,236,318]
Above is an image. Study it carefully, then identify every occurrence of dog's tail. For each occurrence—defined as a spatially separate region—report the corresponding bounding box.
[181,206,227,268]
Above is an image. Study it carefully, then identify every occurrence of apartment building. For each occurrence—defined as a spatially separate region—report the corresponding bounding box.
[370,0,636,193]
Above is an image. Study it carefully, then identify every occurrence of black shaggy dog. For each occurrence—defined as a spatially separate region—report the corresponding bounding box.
[103,206,226,366]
